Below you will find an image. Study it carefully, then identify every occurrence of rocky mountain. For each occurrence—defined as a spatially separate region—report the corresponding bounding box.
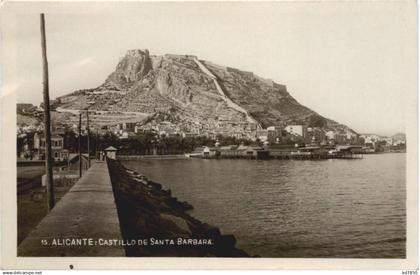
[56,49,355,138]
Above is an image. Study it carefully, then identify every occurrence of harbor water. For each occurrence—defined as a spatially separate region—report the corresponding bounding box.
[123,153,406,258]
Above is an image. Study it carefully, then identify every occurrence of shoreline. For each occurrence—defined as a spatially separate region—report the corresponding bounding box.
[117,151,405,162]
[106,158,251,257]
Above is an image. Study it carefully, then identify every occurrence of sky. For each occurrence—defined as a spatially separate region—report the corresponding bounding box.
[10,2,415,136]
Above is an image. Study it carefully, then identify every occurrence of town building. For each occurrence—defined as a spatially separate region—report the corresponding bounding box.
[305,127,326,145]
[182,132,198,138]
[266,126,283,143]
[33,133,69,161]
[284,125,306,138]
[245,123,258,132]
[325,130,336,141]
[256,129,269,142]
[116,122,137,132]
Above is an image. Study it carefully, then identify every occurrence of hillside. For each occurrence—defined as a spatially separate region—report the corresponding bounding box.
[17,113,40,126]
[55,49,355,137]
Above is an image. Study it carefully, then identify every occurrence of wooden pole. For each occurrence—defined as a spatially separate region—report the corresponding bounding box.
[86,109,90,168]
[79,113,82,178]
[95,129,99,160]
[40,13,55,211]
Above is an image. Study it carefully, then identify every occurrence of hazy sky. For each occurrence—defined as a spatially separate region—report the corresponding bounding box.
[11,2,415,136]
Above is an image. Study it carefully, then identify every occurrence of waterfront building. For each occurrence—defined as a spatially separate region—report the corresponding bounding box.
[202,146,220,158]
[267,144,298,157]
[335,145,364,158]
[219,145,242,157]
[238,145,268,158]
[292,146,323,155]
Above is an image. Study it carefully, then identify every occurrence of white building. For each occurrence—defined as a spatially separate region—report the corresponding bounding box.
[284,125,304,137]
[325,131,336,140]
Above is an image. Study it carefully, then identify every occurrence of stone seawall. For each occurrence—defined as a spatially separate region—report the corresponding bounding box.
[107,159,251,257]
[117,155,189,160]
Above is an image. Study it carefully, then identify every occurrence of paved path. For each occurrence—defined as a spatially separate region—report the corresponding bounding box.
[194,58,262,128]
[18,161,125,256]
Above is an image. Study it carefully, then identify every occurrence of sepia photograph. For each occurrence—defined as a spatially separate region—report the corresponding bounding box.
[1,0,418,270]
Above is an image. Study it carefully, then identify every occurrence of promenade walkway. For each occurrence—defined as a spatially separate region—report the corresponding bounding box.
[18,161,125,256]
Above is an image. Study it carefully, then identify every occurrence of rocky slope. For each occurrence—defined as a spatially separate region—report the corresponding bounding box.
[56,49,355,136]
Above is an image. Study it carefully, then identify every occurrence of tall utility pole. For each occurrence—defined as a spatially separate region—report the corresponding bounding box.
[40,13,55,211]
[86,109,90,168]
[95,129,99,160]
[79,113,82,178]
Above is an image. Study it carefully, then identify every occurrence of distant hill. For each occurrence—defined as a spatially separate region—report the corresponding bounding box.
[391,133,406,141]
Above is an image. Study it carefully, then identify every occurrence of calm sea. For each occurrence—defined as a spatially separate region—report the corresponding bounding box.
[123,153,406,258]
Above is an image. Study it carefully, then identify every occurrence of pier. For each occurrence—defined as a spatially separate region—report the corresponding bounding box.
[18,161,125,256]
